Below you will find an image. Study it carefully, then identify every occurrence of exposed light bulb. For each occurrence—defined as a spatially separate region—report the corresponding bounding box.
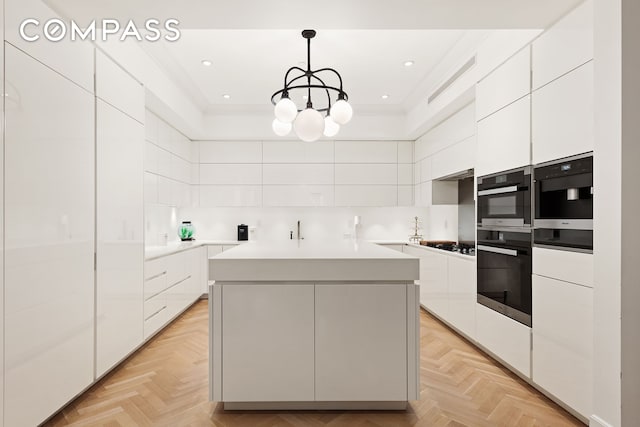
[294,108,325,142]
[330,99,353,125]
[323,115,340,137]
[274,97,298,123]
[272,118,292,136]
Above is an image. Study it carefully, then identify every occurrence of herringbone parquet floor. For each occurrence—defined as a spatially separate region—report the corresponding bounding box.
[45,301,583,427]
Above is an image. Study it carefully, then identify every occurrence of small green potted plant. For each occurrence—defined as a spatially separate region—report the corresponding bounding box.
[178,221,195,241]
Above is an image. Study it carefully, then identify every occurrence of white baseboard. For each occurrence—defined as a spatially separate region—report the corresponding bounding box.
[590,414,614,427]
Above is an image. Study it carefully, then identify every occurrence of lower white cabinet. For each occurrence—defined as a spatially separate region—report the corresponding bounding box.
[222,284,315,402]
[315,284,407,401]
[476,303,531,377]
[447,257,477,340]
[405,246,448,318]
[143,248,203,340]
[532,268,593,418]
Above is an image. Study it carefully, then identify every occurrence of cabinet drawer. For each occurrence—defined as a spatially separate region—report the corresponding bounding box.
[144,272,168,299]
[533,247,593,287]
[167,251,189,285]
[144,304,169,339]
[144,257,167,281]
[144,293,167,321]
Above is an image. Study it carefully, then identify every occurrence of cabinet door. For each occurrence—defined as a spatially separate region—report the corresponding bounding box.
[96,99,144,377]
[447,257,477,339]
[315,284,407,401]
[431,136,476,180]
[420,250,449,318]
[476,47,531,120]
[532,275,593,417]
[532,62,594,164]
[4,45,95,427]
[222,284,315,401]
[477,95,531,176]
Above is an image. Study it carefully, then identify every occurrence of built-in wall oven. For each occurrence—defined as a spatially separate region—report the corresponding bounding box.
[477,228,532,327]
[477,166,532,228]
[534,152,593,252]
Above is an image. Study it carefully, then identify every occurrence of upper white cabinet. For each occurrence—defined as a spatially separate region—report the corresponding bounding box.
[199,141,262,163]
[532,61,594,164]
[95,50,145,123]
[477,95,531,176]
[96,98,145,378]
[532,0,594,90]
[334,141,398,163]
[476,47,531,121]
[5,0,94,92]
[4,44,95,427]
[431,136,476,180]
[263,140,334,163]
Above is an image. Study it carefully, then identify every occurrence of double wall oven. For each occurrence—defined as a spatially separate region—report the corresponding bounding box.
[477,166,533,327]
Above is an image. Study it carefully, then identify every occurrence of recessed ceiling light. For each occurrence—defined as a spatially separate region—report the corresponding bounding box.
[201,59,212,67]
[222,94,231,99]
[381,94,389,100]
[404,60,415,67]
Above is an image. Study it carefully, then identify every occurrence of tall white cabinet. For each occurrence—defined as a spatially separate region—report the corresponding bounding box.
[4,44,96,427]
[95,51,145,377]
[0,5,4,425]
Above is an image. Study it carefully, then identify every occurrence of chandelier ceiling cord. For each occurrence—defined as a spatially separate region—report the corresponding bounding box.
[271,29,353,142]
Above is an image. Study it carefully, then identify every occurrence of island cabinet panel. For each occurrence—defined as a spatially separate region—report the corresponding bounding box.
[315,284,407,401]
[222,284,315,402]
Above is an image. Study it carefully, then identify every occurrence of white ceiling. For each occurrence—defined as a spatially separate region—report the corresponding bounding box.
[141,29,479,113]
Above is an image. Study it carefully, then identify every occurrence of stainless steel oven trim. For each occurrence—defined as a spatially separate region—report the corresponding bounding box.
[533,243,594,254]
[533,151,593,168]
[481,218,525,227]
[477,225,532,233]
[478,165,532,184]
[477,295,532,327]
[533,219,593,230]
[477,245,518,257]
[477,185,519,196]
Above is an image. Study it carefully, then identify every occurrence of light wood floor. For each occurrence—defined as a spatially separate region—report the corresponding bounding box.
[46,301,583,427]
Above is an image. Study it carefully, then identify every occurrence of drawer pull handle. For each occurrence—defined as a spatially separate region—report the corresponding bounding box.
[145,271,167,281]
[145,305,167,321]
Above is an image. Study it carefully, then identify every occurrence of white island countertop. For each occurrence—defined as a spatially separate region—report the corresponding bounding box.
[209,240,419,282]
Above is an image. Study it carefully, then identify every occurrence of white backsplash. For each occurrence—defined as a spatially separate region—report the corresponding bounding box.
[169,206,458,243]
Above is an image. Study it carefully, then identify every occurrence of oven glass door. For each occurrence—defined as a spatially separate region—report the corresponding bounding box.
[477,170,531,227]
[477,229,532,326]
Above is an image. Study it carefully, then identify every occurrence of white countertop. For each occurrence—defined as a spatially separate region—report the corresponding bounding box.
[209,240,419,282]
[372,240,476,261]
[145,240,243,260]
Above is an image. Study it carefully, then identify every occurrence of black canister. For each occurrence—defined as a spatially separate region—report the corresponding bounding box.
[237,224,248,241]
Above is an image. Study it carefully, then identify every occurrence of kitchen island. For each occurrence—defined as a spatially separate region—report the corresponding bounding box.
[208,240,420,410]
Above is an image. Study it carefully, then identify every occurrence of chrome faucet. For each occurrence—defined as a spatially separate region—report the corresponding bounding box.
[297,220,304,240]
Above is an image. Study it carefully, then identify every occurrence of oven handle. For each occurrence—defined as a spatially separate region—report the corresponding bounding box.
[477,185,519,196]
[477,245,519,257]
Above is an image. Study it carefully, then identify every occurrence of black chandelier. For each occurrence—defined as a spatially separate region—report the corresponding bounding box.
[271,29,353,142]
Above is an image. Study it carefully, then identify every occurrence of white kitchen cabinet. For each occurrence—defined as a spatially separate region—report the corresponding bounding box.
[398,141,414,164]
[95,50,144,122]
[145,110,160,144]
[398,186,414,206]
[263,164,334,185]
[334,140,398,163]
[532,275,593,417]
[4,44,95,427]
[222,284,315,401]
[315,284,407,401]
[533,247,593,288]
[476,47,531,121]
[447,257,477,340]
[430,136,476,180]
[263,185,334,207]
[199,185,262,207]
[532,62,594,164]
[5,0,94,92]
[477,95,531,176]
[0,11,4,425]
[532,0,593,90]
[404,247,448,318]
[262,140,334,163]
[416,180,458,207]
[200,164,262,185]
[335,164,397,185]
[335,185,397,207]
[199,141,263,163]
[95,98,145,378]
[476,303,531,377]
